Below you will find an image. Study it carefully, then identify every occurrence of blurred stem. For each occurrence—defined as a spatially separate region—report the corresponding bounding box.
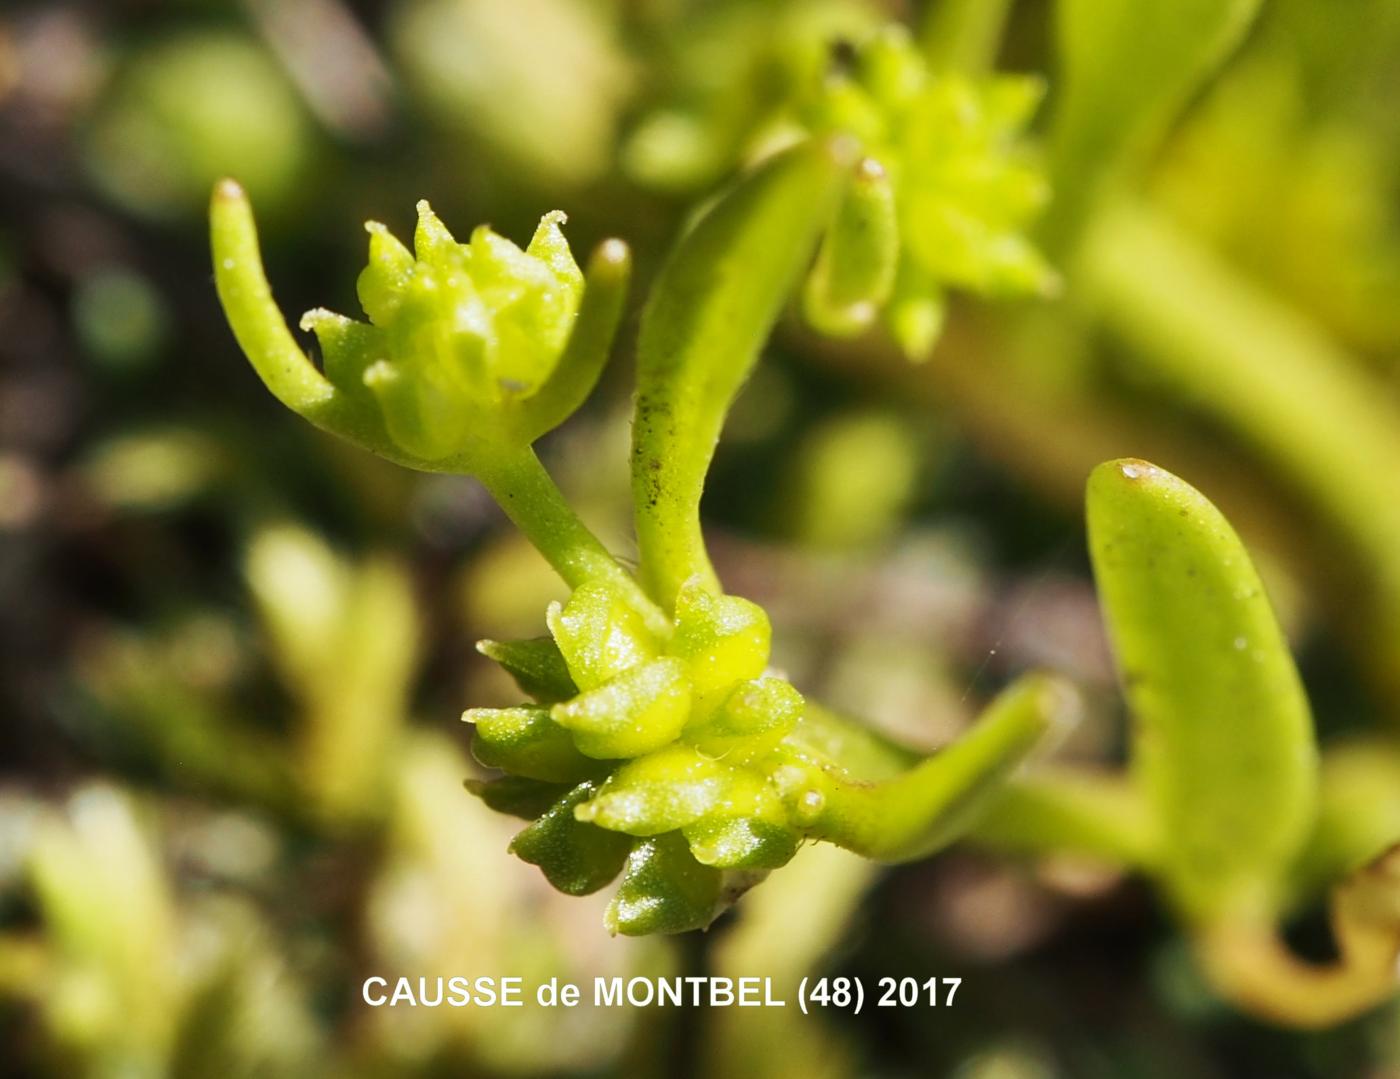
[1082,201,1400,701]
[704,843,872,1078]
[1288,738,1400,907]
[967,765,1160,868]
[1196,915,1400,1030]
[474,445,668,635]
[921,0,1012,74]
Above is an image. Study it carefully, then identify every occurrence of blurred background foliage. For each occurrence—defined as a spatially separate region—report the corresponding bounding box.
[2,0,1400,1075]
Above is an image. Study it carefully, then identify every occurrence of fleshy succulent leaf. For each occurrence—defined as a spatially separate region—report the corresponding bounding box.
[681,768,799,870]
[518,237,632,442]
[670,580,772,700]
[1086,459,1318,923]
[465,706,602,784]
[550,657,692,759]
[773,673,1076,862]
[476,637,579,703]
[575,745,729,835]
[546,580,662,691]
[631,137,854,608]
[509,781,632,895]
[683,677,803,762]
[210,182,377,442]
[605,832,723,936]
[803,156,899,337]
[465,775,571,820]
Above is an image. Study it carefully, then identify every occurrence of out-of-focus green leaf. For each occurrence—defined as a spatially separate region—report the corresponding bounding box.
[465,706,602,784]
[1046,0,1262,248]
[802,157,898,337]
[391,0,631,187]
[1292,739,1400,902]
[86,31,312,220]
[920,0,1013,74]
[1086,458,1317,923]
[245,525,418,821]
[549,658,692,760]
[465,776,571,820]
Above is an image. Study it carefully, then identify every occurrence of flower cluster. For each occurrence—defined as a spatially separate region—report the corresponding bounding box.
[466,577,828,935]
[305,204,583,461]
[800,27,1057,355]
[212,180,629,475]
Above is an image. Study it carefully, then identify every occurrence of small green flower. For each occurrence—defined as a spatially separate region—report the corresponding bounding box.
[313,204,582,461]
[801,26,1057,356]
[212,181,663,630]
[211,182,631,472]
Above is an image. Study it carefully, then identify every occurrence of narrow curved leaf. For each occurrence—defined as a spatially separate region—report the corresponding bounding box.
[784,673,1077,862]
[803,157,898,337]
[631,138,854,607]
[210,181,394,459]
[519,238,632,442]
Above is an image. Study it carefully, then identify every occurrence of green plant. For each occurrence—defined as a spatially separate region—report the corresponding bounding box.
[211,11,1400,1026]
[213,134,1070,936]
[971,459,1400,1028]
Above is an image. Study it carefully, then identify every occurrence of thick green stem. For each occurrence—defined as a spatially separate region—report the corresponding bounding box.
[474,445,668,636]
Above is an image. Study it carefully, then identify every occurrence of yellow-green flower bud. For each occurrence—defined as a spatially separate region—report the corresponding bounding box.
[307,204,583,461]
[211,182,633,472]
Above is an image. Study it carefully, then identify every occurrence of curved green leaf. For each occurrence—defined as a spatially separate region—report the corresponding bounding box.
[631,138,854,607]
[782,672,1077,863]
[518,237,633,442]
[1087,458,1317,923]
[210,182,345,423]
[1045,0,1261,249]
[802,157,898,337]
